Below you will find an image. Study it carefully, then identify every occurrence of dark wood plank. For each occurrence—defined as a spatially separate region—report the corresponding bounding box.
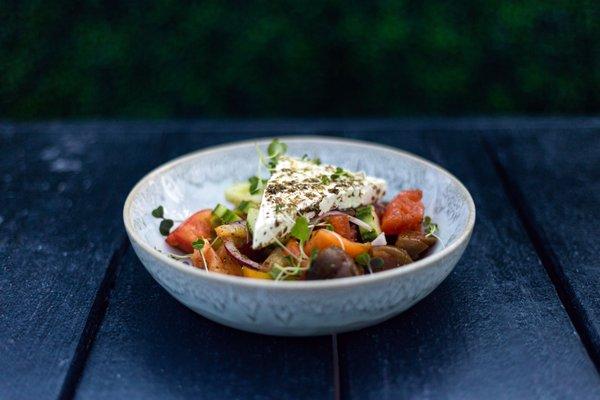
[12,117,600,135]
[337,131,600,399]
[74,131,337,400]
[487,130,600,364]
[3,120,598,399]
[0,128,165,399]
[75,249,334,400]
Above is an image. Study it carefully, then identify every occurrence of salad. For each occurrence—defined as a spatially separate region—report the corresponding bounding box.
[152,139,440,280]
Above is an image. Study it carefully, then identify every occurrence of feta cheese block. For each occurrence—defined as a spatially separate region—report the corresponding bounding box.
[252,156,387,249]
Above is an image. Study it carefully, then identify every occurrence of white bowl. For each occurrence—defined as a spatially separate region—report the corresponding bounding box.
[123,137,475,336]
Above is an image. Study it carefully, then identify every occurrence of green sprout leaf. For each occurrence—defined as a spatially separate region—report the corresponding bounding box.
[370,257,384,269]
[320,175,331,185]
[192,238,205,251]
[269,264,285,280]
[159,219,174,236]
[301,154,321,165]
[330,167,348,181]
[269,263,304,281]
[265,139,288,171]
[268,139,288,158]
[248,176,267,195]
[151,205,164,218]
[423,215,439,237]
[290,216,310,242]
[355,252,371,267]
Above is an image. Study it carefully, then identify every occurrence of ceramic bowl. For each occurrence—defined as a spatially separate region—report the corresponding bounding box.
[123,137,475,336]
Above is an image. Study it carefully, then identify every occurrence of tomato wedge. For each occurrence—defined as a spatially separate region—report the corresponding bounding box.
[327,214,358,241]
[191,241,222,270]
[166,209,212,253]
[304,229,370,258]
[381,190,424,234]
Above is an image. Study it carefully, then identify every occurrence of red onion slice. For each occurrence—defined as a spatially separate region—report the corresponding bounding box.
[347,215,374,231]
[223,240,266,271]
[371,232,387,246]
[316,211,372,231]
[316,210,349,220]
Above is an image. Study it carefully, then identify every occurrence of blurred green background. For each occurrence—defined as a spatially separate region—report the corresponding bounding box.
[1,1,598,119]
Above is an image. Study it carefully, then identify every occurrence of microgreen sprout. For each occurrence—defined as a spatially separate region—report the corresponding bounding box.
[151,206,164,218]
[192,238,208,271]
[273,237,302,263]
[423,216,440,238]
[330,167,349,181]
[370,257,384,269]
[423,215,445,249]
[159,219,174,236]
[248,176,267,195]
[269,215,318,280]
[192,238,205,251]
[355,252,384,274]
[355,252,373,274]
[256,138,288,172]
[290,216,310,242]
[152,205,175,236]
[270,263,308,281]
[268,139,288,159]
[301,154,321,165]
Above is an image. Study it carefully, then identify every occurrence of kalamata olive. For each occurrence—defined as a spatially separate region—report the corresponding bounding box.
[395,231,436,259]
[306,247,363,280]
[262,248,289,271]
[370,245,413,271]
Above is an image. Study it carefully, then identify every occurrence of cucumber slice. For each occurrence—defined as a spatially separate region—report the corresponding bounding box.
[356,205,382,242]
[224,182,263,206]
[212,203,241,225]
[246,207,259,235]
[235,200,253,215]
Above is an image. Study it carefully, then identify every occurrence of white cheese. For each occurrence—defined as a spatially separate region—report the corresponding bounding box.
[252,156,386,249]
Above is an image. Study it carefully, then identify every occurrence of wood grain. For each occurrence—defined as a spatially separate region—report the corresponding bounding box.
[1,120,598,399]
[488,130,600,365]
[0,129,165,399]
[337,131,600,399]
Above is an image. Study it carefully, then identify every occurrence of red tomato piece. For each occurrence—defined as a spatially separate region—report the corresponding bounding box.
[381,190,425,235]
[327,214,358,241]
[166,209,212,253]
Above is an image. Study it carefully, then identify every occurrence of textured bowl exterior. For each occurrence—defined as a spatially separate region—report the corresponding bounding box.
[124,137,475,336]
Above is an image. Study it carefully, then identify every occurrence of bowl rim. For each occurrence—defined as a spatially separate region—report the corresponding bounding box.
[123,135,476,290]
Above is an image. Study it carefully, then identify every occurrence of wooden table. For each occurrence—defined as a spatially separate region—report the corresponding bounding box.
[2,119,599,399]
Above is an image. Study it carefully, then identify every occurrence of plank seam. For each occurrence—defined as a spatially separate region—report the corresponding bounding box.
[482,136,600,372]
[4,117,600,135]
[57,236,130,400]
[332,334,341,400]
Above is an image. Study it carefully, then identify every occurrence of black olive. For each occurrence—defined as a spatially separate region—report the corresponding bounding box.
[395,231,436,259]
[370,246,413,272]
[306,247,363,280]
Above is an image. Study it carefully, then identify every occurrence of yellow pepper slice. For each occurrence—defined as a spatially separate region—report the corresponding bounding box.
[242,267,272,280]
